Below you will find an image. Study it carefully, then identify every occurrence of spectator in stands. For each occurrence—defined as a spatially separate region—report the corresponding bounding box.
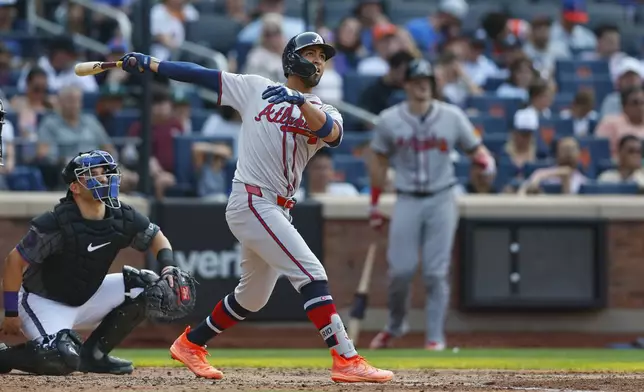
[596,86,644,159]
[150,0,199,62]
[298,149,359,199]
[358,50,414,119]
[17,36,98,93]
[193,142,233,201]
[238,0,305,45]
[353,0,389,54]
[549,0,597,53]
[0,43,13,86]
[202,105,242,159]
[36,86,115,190]
[10,67,55,145]
[0,0,22,60]
[54,2,87,36]
[455,161,498,195]
[172,89,192,133]
[599,57,644,118]
[224,0,250,25]
[0,117,16,190]
[332,16,369,76]
[405,0,469,56]
[357,22,404,77]
[597,134,644,190]
[434,51,482,108]
[95,84,126,137]
[518,137,587,195]
[504,106,538,169]
[461,35,499,88]
[479,12,529,58]
[581,24,625,76]
[559,90,598,137]
[313,57,343,104]
[95,41,130,87]
[244,13,286,83]
[523,16,571,80]
[496,57,537,102]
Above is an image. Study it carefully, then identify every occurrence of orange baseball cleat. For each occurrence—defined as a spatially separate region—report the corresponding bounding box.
[330,349,394,383]
[170,327,224,379]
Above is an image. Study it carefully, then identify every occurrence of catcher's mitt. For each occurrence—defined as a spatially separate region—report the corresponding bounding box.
[144,266,198,322]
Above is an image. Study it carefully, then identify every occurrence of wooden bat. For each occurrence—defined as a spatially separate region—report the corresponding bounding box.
[74,61,123,76]
[347,242,377,346]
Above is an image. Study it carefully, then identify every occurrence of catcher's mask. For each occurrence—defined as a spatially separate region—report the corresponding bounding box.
[62,150,121,209]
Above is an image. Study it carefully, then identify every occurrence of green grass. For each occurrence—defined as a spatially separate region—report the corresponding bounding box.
[110,348,644,372]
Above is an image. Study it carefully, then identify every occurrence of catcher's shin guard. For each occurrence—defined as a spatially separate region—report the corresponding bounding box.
[0,329,83,375]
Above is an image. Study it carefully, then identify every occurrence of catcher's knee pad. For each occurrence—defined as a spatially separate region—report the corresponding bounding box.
[0,329,83,375]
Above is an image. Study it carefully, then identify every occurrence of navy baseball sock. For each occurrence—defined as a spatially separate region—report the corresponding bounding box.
[301,281,358,358]
[186,293,250,346]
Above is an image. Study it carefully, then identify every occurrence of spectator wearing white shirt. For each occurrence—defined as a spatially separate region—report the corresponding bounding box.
[357,23,405,77]
[522,16,571,80]
[598,134,644,191]
[549,0,597,53]
[150,0,199,62]
[243,13,287,83]
[298,149,359,200]
[17,36,97,93]
[237,0,305,45]
[496,57,537,102]
[461,35,499,87]
[434,51,482,108]
[0,114,16,190]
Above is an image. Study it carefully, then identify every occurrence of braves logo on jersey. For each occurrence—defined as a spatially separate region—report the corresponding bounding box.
[396,136,449,153]
[254,103,318,144]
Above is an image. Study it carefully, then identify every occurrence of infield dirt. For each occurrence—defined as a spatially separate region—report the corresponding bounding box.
[2,368,644,392]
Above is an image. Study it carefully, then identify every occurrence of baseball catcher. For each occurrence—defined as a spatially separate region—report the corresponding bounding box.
[0,149,196,375]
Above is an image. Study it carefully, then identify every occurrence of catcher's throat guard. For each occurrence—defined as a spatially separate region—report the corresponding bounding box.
[62,150,122,209]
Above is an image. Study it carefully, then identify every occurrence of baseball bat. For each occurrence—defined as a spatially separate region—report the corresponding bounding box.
[74,61,123,77]
[347,242,377,346]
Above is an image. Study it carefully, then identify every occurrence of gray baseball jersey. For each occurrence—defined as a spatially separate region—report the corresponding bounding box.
[371,100,480,193]
[219,72,344,197]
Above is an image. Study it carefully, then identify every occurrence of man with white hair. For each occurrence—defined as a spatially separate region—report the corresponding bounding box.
[600,57,644,118]
[405,0,469,55]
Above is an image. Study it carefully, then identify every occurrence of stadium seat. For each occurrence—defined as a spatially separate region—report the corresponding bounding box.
[576,137,611,178]
[387,90,407,107]
[482,133,508,157]
[466,95,522,120]
[342,72,379,106]
[580,182,639,195]
[541,183,563,194]
[523,160,554,178]
[324,1,356,27]
[595,159,616,176]
[536,118,575,156]
[390,3,437,24]
[507,2,560,24]
[173,135,236,187]
[83,91,99,110]
[551,93,575,112]
[333,155,368,190]
[233,41,254,71]
[108,109,141,138]
[186,14,243,54]
[335,132,373,156]
[469,115,508,135]
[587,3,632,29]
[558,77,614,107]
[191,109,210,133]
[6,166,46,191]
[455,160,470,178]
[483,77,506,92]
[494,159,519,190]
[555,60,610,81]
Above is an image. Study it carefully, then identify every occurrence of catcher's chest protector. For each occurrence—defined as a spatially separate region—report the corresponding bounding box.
[25,201,138,306]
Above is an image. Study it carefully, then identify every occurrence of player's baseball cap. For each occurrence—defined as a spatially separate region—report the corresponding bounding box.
[562,0,588,24]
[513,108,539,132]
[612,57,644,83]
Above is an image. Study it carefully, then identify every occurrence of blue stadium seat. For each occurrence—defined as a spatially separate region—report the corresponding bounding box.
[558,77,614,107]
[173,135,236,187]
[83,92,99,110]
[455,160,470,178]
[494,159,519,190]
[576,137,611,178]
[6,166,46,191]
[536,118,575,156]
[185,14,242,54]
[108,109,140,138]
[333,155,368,189]
[233,41,254,71]
[551,93,575,112]
[541,183,563,194]
[342,72,379,106]
[387,90,407,107]
[390,2,437,24]
[323,1,356,27]
[335,132,373,156]
[191,110,210,133]
[469,115,508,135]
[482,133,507,157]
[580,182,639,195]
[466,95,522,120]
[524,160,554,178]
[555,60,610,81]
[595,159,616,176]
[483,77,506,92]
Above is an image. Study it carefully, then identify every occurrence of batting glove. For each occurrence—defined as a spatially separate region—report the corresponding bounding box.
[119,52,156,74]
[473,153,496,176]
[261,85,306,106]
[369,206,385,230]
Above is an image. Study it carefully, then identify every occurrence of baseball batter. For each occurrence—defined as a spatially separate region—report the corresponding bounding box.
[119,32,393,383]
[367,59,495,350]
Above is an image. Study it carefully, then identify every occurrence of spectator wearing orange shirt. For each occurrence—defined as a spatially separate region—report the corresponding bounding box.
[595,86,644,159]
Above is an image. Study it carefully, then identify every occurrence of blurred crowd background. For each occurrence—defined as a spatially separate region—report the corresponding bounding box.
[2,0,644,199]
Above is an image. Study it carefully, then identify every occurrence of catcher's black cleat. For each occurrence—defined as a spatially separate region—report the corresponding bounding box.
[79,353,133,375]
[0,343,12,374]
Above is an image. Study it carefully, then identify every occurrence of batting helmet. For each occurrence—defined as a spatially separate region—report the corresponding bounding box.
[282,32,336,79]
[62,150,122,209]
[405,58,435,81]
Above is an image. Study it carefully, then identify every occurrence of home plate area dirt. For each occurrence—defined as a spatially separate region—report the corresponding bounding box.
[2,368,644,392]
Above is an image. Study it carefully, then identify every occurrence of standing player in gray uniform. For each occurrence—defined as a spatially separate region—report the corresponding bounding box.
[367,59,496,350]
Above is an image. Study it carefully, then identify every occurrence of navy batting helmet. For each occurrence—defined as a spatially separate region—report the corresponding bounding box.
[405,58,434,81]
[282,32,336,79]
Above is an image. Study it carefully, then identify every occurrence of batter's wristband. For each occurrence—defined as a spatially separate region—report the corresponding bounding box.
[371,187,382,206]
[157,248,174,268]
[313,112,334,138]
[4,291,18,316]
